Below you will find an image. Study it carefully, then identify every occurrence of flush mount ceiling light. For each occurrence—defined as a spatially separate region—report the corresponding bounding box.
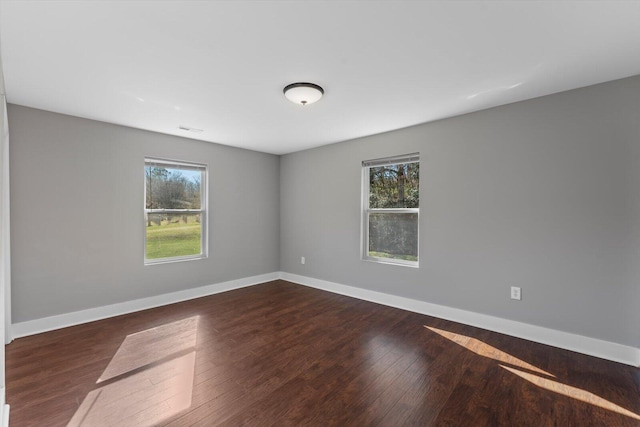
[283,82,324,106]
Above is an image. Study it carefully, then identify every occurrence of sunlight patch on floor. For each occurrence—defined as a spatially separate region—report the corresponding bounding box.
[424,325,555,377]
[501,365,640,421]
[99,316,199,383]
[67,316,199,426]
[68,352,196,427]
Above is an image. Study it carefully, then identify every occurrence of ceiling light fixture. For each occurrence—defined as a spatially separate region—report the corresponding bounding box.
[283,82,324,106]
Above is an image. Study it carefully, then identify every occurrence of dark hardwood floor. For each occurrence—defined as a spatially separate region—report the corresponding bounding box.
[5,280,640,426]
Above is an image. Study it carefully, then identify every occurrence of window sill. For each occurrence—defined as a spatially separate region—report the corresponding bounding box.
[144,254,207,266]
[362,257,419,268]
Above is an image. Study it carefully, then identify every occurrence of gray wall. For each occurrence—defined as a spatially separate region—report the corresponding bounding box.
[8,76,640,349]
[280,76,640,348]
[9,105,280,322]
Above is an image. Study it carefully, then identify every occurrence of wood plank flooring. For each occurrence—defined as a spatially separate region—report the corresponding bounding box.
[5,280,640,426]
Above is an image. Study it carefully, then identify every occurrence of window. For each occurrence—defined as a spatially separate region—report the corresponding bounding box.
[144,158,207,264]
[362,153,419,267]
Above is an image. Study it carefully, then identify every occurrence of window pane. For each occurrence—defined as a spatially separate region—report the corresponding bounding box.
[368,212,418,261]
[146,213,202,259]
[369,162,419,208]
[145,166,202,209]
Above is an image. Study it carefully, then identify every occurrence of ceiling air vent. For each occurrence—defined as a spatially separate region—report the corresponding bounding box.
[178,125,203,133]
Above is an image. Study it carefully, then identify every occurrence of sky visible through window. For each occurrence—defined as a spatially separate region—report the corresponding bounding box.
[178,169,201,183]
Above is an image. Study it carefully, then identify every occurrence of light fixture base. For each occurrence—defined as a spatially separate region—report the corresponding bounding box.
[283,82,324,105]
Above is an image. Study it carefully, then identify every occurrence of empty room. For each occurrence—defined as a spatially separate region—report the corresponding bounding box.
[0,1,638,426]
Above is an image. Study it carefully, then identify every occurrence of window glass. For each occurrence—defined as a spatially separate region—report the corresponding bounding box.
[363,155,419,266]
[145,159,206,264]
[368,212,418,262]
[369,163,419,209]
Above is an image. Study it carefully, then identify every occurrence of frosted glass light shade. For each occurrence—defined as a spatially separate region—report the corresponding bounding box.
[283,82,324,105]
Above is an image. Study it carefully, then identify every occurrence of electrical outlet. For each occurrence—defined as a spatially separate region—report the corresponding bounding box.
[301,256,305,265]
[511,286,521,300]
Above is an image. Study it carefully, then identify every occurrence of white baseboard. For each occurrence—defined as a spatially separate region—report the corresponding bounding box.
[279,272,640,367]
[9,271,639,367]
[0,387,8,427]
[10,272,279,339]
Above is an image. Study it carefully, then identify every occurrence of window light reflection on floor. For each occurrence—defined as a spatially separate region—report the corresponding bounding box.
[425,325,640,422]
[501,365,640,421]
[99,316,199,383]
[67,316,199,427]
[424,325,555,377]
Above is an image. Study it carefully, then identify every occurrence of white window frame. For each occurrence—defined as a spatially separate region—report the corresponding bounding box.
[144,157,208,265]
[362,153,419,268]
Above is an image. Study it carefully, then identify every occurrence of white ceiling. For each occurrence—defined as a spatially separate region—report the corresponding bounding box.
[1,1,640,155]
